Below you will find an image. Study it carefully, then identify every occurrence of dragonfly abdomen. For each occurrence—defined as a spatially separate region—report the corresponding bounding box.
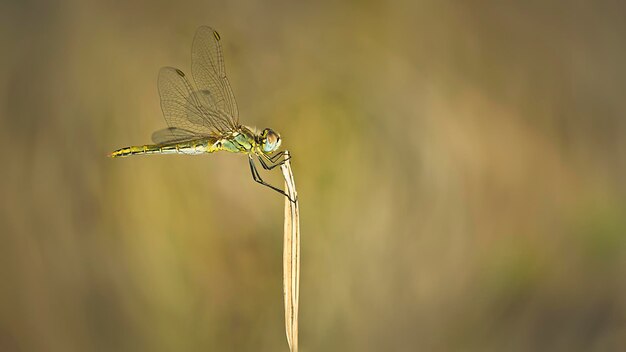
[109,138,218,158]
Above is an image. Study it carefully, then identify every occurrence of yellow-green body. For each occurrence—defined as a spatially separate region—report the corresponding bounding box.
[110,126,259,158]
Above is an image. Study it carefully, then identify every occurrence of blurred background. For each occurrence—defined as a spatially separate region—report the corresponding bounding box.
[1,0,626,351]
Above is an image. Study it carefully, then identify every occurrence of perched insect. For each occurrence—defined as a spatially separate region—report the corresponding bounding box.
[110,26,294,202]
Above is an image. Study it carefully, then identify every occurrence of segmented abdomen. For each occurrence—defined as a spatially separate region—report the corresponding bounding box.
[109,138,219,158]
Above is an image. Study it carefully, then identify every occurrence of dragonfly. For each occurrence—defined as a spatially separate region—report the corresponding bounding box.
[110,26,294,202]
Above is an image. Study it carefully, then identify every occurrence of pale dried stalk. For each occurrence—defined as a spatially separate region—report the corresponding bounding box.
[280,151,300,352]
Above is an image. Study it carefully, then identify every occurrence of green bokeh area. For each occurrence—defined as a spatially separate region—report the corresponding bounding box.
[1,1,625,351]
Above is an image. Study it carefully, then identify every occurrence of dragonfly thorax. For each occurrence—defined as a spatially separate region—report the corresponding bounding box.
[258,128,282,153]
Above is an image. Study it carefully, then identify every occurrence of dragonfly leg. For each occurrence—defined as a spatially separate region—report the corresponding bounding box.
[258,151,291,170]
[248,156,297,203]
[258,155,279,170]
[270,151,290,162]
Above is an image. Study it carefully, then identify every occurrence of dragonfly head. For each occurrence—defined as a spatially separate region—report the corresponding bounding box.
[259,128,282,153]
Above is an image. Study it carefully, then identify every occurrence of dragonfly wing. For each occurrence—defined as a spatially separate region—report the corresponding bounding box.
[151,127,201,144]
[158,66,232,135]
[191,26,239,129]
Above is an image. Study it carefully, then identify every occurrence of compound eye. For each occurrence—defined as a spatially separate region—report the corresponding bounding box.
[262,129,281,153]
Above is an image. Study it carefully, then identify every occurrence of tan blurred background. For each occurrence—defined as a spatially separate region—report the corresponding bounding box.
[1,0,626,351]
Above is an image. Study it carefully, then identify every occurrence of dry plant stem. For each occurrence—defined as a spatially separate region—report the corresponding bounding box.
[280,151,300,352]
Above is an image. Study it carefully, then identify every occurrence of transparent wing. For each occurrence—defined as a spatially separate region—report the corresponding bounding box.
[191,26,239,128]
[151,127,200,144]
[158,66,233,136]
